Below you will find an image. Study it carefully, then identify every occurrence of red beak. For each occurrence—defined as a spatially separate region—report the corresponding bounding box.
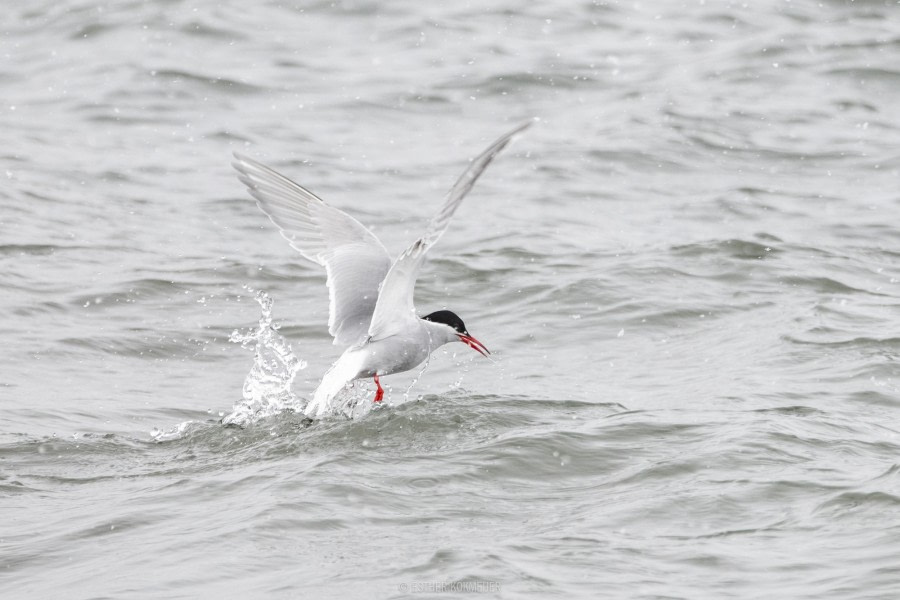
[458,334,490,357]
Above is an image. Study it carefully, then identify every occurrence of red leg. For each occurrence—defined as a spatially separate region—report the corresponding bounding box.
[373,375,384,403]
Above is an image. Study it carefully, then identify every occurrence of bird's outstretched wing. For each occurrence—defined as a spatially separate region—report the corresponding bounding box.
[233,154,392,347]
[367,121,532,341]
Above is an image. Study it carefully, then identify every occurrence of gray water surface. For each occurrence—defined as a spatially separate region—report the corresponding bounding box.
[3,1,900,598]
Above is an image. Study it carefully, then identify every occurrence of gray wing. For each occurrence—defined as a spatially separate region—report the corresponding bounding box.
[233,153,392,347]
[367,121,532,340]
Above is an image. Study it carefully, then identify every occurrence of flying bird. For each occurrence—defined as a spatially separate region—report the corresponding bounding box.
[233,121,530,418]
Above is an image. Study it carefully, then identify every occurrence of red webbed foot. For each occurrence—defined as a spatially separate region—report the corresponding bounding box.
[373,374,384,403]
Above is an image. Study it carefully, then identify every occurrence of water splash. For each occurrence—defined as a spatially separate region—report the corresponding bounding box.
[151,286,402,438]
[332,381,378,420]
[404,354,432,401]
[223,289,307,426]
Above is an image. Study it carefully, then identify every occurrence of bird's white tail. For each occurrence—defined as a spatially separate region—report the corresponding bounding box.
[304,350,363,418]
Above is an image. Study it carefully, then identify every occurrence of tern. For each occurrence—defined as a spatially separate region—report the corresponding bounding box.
[233,122,530,418]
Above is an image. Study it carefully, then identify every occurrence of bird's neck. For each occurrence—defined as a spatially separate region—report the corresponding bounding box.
[420,318,458,349]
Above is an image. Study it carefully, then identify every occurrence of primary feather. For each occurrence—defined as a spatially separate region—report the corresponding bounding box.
[367,121,532,341]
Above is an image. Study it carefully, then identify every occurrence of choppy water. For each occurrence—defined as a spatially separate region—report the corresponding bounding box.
[3,0,900,597]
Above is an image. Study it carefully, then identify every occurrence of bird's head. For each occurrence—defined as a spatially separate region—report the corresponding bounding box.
[422,310,490,357]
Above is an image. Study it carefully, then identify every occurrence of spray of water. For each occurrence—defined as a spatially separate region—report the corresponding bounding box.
[330,381,378,420]
[222,289,307,426]
[151,287,432,440]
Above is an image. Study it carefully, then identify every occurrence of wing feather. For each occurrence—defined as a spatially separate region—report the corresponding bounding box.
[233,153,392,346]
[367,121,531,340]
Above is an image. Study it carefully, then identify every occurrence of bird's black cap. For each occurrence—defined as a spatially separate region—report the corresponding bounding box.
[422,310,468,335]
